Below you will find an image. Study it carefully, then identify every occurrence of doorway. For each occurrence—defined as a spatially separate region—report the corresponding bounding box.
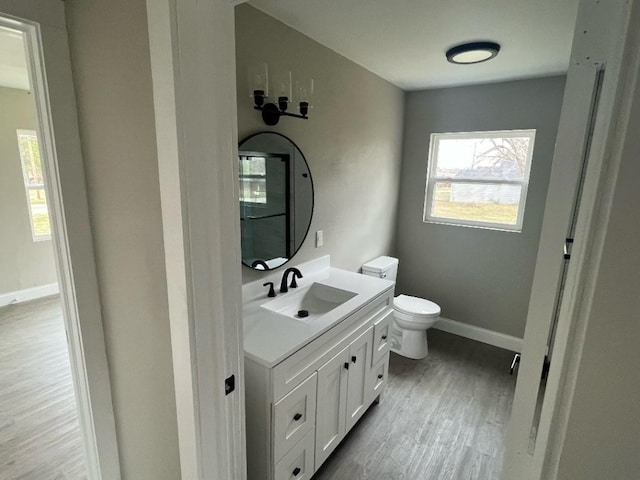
[0,19,88,480]
[0,5,120,479]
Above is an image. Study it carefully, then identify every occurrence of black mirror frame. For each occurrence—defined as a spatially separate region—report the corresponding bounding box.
[238,131,315,271]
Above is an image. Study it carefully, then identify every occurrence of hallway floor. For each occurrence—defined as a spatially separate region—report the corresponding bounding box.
[312,329,517,480]
[0,296,87,480]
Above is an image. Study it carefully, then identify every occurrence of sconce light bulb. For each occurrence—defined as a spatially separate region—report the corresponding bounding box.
[299,101,309,117]
[253,90,265,107]
[278,96,289,112]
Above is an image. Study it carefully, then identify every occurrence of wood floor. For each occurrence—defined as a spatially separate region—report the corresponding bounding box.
[0,298,515,479]
[312,329,517,480]
[0,296,87,480]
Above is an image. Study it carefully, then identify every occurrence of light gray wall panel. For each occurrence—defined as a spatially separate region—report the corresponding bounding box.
[0,87,57,294]
[397,77,566,338]
[64,1,180,478]
[236,5,404,283]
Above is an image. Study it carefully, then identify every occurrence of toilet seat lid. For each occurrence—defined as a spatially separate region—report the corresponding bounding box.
[394,295,441,317]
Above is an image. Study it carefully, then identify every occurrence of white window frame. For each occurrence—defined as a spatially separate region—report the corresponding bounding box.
[423,129,536,232]
[239,155,268,205]
[16,128,51,241]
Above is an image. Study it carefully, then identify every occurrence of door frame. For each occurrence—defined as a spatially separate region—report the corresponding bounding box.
[530,1,640,477]
[146,0,247,478]
[0,2,121,479]
[503,1,637,478]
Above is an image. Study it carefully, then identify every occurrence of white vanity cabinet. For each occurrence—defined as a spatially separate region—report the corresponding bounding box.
[245,290,393,480]
[315,326,374,467]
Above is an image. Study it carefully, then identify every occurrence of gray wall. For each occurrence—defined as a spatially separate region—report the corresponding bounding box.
[555,59,640,480]
[64,1,180,478]
[397,77,566,338]
[0,86,57,294]
[236,5,405,283]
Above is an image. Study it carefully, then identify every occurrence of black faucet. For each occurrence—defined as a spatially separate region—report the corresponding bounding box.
[280,267,303,293]
[263,282,276,297]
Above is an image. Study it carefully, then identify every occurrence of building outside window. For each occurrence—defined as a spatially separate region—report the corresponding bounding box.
[423,129,536,232]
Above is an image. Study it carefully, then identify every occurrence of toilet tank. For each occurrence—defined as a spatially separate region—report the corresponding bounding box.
[362,256,399,281]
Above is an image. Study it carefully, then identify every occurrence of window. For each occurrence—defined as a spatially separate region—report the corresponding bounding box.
[16,129,51,241]
[423,130,536,232]
[239,155,267,204]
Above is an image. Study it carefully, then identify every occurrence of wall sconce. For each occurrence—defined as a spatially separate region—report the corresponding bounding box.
[249,63,314,126]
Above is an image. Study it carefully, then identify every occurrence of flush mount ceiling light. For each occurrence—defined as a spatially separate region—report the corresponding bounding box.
[446,41,501,65]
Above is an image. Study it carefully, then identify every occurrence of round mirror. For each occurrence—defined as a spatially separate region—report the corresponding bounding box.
[238,132,314,271]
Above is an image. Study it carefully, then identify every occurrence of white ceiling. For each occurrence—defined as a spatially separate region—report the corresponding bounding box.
[0,26,29,91]
[248,0,580,91]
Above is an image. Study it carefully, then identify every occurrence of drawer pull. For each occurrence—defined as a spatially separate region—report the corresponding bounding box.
[293,467,301,476]
[351,355,357,364]
[378,374,383,379]
[381,335,387,340]
[293,413,302,421]
[344,362,349,370]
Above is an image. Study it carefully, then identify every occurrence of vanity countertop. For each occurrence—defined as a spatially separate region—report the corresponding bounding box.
[242,256,394,368]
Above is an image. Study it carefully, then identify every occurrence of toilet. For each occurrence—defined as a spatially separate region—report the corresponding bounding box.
[362,256,440,359]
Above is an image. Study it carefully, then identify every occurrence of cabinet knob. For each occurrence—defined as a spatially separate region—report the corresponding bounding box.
[344,362,349,370]
[381,335,387,340]
[378,374,383,379]
[293,413,302,421]
[293,467,301,476]
[351,355,357,364]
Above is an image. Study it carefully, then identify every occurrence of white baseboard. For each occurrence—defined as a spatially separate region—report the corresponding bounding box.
[0,283,60,307]
[433,316,523,353]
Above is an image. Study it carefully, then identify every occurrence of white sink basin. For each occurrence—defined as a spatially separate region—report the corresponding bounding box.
[262,282,357,320]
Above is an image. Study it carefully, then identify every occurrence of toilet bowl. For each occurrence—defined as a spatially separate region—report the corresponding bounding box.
[391,294,441,359]
[361,256,441,360]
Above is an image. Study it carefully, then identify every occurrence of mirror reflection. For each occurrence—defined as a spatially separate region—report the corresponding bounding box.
[239,132,314,270]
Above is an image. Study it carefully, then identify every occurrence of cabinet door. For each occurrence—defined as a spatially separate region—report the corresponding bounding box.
[345,327,374,432]
[315,347,349,468]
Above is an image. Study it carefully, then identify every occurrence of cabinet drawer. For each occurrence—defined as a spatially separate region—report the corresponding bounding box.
[272,372,317,462]
[366,353,389,404]
[273,430,315,480]
[372,309,392,366]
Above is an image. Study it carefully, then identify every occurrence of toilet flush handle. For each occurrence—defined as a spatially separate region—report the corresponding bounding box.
[380,273,387,278]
